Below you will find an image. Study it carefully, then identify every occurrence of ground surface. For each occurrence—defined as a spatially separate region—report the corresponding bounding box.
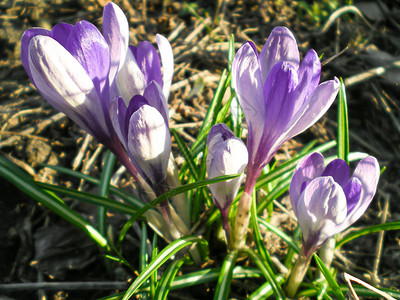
[0,0,400,299]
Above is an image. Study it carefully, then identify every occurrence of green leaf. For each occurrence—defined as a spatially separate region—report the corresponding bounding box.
[242,248,286,300]
[337,78,349,164]
[171,129,199,181]
[0,155,110,250]
[336,221,400,248]
[35,182,139,215]
[228,34,235,70]
[122,236,206,300]
[155,257,187,300]
[98,151,117,236]
[313,254,345,300]
[214,250,238,300]
[247,276,285,300]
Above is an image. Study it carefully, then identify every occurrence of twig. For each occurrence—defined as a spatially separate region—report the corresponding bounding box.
[170,71,219,92]
[344,61,400,87]
[72,133,93,170]
[372,193,390,284]
[168,21,185,42]
[343,272,396,300]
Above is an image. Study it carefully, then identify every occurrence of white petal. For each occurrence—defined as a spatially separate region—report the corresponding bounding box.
[156,34,174,100]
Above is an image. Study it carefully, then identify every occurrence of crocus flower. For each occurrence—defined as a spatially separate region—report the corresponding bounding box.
[290,152,380,257]
[207,124,248,234]
[110,82,171,193]
[232,27,340,191]
[116,34,174,105]
[21,3,129,151]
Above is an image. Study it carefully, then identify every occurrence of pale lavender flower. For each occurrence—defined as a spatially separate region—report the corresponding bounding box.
[110,82,171,193]
[232,27,340,192]
[116,34,174,104]
[290,152,380,256]
[21,3,129,149]
[207,124,248,232]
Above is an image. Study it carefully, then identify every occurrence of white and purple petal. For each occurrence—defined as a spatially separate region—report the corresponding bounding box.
[156,34,174,100]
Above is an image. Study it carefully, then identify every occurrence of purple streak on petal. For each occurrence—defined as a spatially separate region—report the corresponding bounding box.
[343,177,362,215]
[102,2,129,87]
[258,26,300,83]
[156,34,174,100]
[65,20,110,96]
[290,152,325,215]
[134,41,163,87]
[321,159,350,187]
[50,23,73,48]
[207,123,235,144]
[21,28,51,83]
[143,81,169,122]
[291,49,321,115]
[129,94,148,113]
[336,156,380,232]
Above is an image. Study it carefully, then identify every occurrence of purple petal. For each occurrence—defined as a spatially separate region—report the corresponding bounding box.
[296,177,347,250]
[291,49,321,115]
[102,2,129,87]
[50,23,73,48]
[207,123,235,144]
[21,28,51,83]
[110,96,128,147]
[290,152,325,215]
[134,41,163,87]
[232,42,266,155]
[65,20,110,95]
[343,177,362,214]
[336,156,380,232]
[156,34,174,100]
[321,159,350,187]
[143,81,169,122]
[116,48,146,103]
[258,27,300,83]
[279,77,340,144]
[28,35,109,141]
[127,104,171,185]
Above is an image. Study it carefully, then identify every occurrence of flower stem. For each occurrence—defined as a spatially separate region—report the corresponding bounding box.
[285,248,312,298]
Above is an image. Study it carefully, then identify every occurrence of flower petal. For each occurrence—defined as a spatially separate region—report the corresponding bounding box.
[134,41,163,87]
[321,158,350,187]
[336,156,380,232]
[290,152,325,215]
[156,34,174,100]
[127,103,171,185]
[28,35,109,140]
[143,81,169,122]
[21,28,50,83]
[110,96,129,147]
[116,48,146,104]
[343,177,362,214]
[102,2,129,86]
[258,26,300,83]
[65,20,110,95]
[50,23,74,48]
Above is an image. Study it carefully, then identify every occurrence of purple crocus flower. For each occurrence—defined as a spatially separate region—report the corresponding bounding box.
[110,82,171,193]
[290,152,380,257]
[21,3,128,150]
[116,34,174,104]
[232,27,340,192]
[207,124,248,234]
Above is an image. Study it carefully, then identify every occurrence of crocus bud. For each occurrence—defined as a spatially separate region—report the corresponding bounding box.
[290,152,380,256]
[207,124,248,228]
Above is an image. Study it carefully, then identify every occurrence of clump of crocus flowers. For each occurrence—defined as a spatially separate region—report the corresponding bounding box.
[21,3,381,297]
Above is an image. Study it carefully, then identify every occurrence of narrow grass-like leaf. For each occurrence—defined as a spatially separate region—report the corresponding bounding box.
[150,234,158,299]
[122,236,206,300]
[0,156,109,250]
[155,257,186,300]
[313,254,345,300]
[98,151,116,236]
[248,276,285,300]
[336,221,400,248]
[228,34,235,69]
[337,78,349,164]
[250,190,275,272]
[257,178,291,213]
[42,164,144,209]
[258,218,300,253]
[214,250,238,300]
[139,222,149,300]
[243,248,286,300]
[298,285,400,299]
[171,129,199,181]
[35,182,139,215]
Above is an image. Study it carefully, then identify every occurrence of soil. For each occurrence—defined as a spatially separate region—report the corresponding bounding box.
[1,0,400,299]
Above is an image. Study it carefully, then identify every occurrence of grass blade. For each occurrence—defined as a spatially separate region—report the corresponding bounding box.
[214,250,238,300]
[337,78,349,163]
[122,236,206,299]
[155,257,187,300]
[313,254,345,300]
